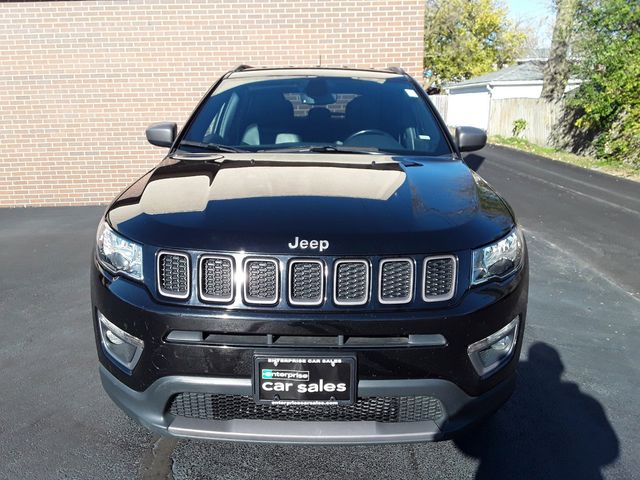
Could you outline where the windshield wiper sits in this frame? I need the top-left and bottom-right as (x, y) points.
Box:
(258, 145), (380, 154)
(179, 140), (247, 153)
(170, 150), (225, 161)
(309, 145), (381, 154)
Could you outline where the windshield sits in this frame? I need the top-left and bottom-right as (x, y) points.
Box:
(179, 74), (452, 156)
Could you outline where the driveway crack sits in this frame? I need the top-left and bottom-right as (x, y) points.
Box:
(139, 436), (177, 480)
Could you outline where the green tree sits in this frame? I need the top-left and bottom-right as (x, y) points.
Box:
(568, 0), (640, 167)
(424, 0), (528, 85)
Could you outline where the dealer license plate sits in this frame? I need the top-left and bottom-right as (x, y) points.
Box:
(253, 354), (356, 405)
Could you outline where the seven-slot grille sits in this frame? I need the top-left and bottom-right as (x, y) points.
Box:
(244, 258), (279, 304)
(334, 260), (369, 306)
(200, 256), (234, 302)
(288, 260), (324, 306)
(157, 253), (457, 306)
(379, 259), (414, 304)
(157, 252), (190, 299)
(423, 255), (457, 301)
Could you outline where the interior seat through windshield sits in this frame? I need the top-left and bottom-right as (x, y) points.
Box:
(180, 74), (452, 156)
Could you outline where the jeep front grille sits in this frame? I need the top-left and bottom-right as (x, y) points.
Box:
(334, 260), (369, 306)
(169, 393), (444, 423)
(244, 258), (279, 304)
(379, 259), (414, 304)
(423, 255), (456, 301)
(157, 252), (190, 299)
(200, 256), (234, 302)
(288, 260), (324, 306)
(156, 252), (458, 307)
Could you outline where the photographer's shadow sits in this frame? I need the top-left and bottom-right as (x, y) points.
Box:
(455, 342), (619, 480)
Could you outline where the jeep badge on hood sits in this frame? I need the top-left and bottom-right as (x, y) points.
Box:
(288, 236), (329, 252)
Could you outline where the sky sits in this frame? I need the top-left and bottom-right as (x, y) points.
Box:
(505, 0), (555, 48)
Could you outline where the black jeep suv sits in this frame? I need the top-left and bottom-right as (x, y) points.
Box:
(91, 66), (528, 443)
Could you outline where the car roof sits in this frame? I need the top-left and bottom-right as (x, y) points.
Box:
(227, 67), (404, 79)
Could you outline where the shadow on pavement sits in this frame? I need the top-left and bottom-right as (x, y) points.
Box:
(463, 153), (486, 172)
(455, 342), (619, 480)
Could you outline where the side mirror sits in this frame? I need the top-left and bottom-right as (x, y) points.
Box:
(146, 122), (177, 148)
(455, 126), (487, 152)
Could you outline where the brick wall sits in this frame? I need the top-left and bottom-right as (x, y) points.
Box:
(0, 0), (425, 207)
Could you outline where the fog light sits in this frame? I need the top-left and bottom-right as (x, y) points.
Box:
(97, 311), (144, 374)
(468, 317), (519, 377)
(104, 329), (124, 345)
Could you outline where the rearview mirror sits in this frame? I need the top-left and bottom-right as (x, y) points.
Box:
(455, 126), (487, 152)
(146, 122), (177, 148)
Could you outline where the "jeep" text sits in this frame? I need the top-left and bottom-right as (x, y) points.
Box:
(288, 236), (329, 252)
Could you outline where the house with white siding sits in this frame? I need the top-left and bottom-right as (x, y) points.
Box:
(443, 61), (581, 130)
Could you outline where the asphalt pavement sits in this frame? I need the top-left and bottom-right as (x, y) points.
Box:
(0, 144), (638, 479)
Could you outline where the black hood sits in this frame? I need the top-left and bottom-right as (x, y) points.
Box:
(106, 153), (514, 255)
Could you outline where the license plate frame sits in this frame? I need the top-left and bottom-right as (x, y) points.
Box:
(253, 353), (356, 406)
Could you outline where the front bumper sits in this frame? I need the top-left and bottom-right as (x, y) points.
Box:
(100, 365), (515, 443)
(92, 256), (527, 443)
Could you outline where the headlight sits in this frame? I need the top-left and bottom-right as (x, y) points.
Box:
(471, 227), (523, 285)
(96, 220), (143, 280)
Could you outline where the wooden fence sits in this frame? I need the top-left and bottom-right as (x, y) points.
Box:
(432, 94), (563, 147)
(487, 98), (563, 146)
(429, 94), (449, 123)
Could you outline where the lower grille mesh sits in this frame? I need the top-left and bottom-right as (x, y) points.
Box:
(169, 393), (444, 423)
